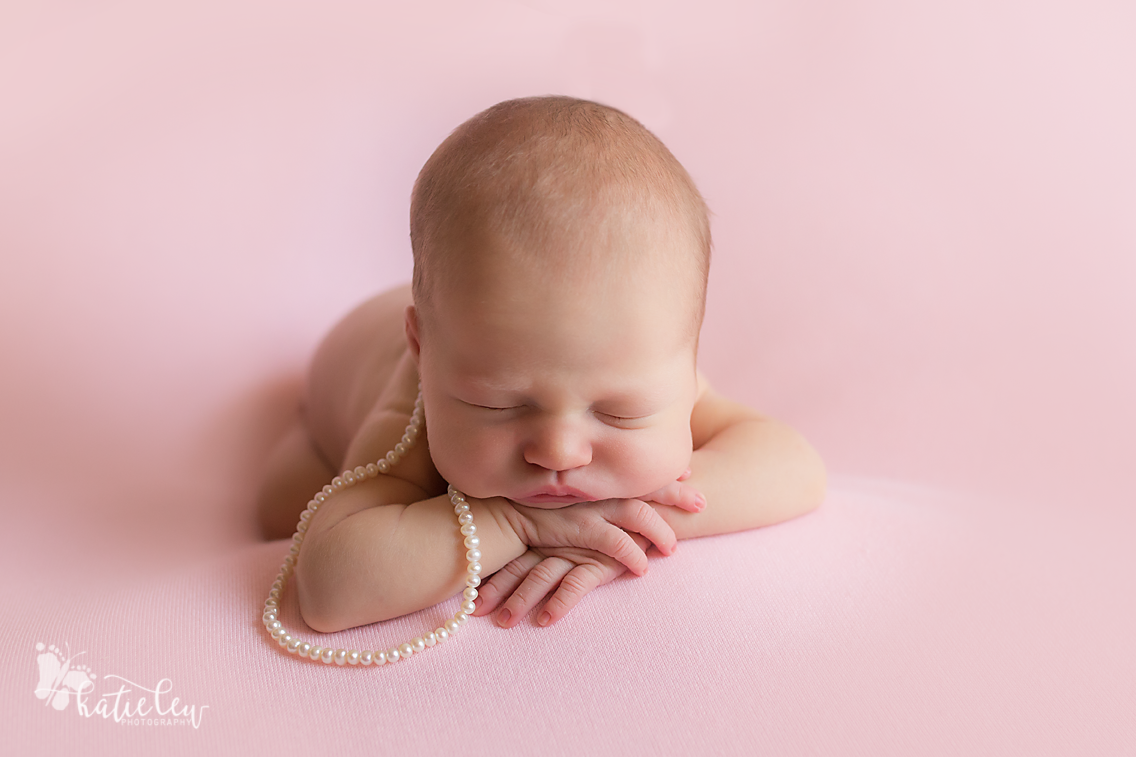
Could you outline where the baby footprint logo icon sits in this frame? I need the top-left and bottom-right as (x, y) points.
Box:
(35, 642), (97, 711)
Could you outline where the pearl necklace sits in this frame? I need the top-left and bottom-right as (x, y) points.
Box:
(261, 385), (482, 666)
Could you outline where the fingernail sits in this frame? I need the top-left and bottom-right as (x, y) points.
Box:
(537, 612), (551, 626)
(497, 609), (511, 627)
(695, 494), (706, 510)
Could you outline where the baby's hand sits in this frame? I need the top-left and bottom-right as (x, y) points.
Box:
(506, 498), (677, 577)
(472, 533), (652, 628)
(641, 468), (706, 513)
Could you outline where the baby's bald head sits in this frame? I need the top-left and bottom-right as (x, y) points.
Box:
(409, 96), (711, 342)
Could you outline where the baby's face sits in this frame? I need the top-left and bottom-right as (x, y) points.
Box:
(408, 225), (701, 507)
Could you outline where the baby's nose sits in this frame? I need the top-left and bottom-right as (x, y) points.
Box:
(523, 419), (592, 472)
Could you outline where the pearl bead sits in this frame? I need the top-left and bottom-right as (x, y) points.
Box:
(277, 633), (291, 646)
(343, 471), (356, 486)
(464, 535), (480, 548)
(461, 524), (477, 536)
(466, 548), (482, 562)
(461, 600), (476, 615)
(347, 650), (361, 665)
(365, 463), (378, 477)
(458, 512), (474, 525)
(395, 442), (408, 455)
(374, 650), (387, 665)
(444, 619), (459, 634)
(411, 637), (426, 653)
(467, 562), (482, 574)
(360, 651), (373, 665)
(332, 477), (345, 491)
(299, 643), (312, 658)
(320, 648), (334, 664)
(301, 509), (313, 521)
(424, 632), (437, 647)
(354, 466), (368, 480)
(399, 643), (414, 659)
(435, 628), (449, 642)
(385, 451), (398, 465)
(263, 611), (277, 622)
(322, 485), (334, 496)
(269, 620), (282, 632)
(309, 646), (323, 660)
(287, 638), (301, 654)
(377, 459), (391, 473)
(463, 587), (478, 601)
(454, 612), (469, 625)
(330, 649), (345, 665)
(314, 493), (327, 504)
(466, 574), (481, 588)
(388, 648), (401, 663)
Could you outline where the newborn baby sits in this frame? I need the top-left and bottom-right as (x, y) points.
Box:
(257, 96), (826, 633)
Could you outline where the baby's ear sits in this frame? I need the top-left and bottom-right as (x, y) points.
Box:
(404, 305), (421, 361)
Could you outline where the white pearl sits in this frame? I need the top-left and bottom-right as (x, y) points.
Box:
(365, 463), (378, 477)
(263, 612), (277, 623)
(458, 512), (474, 525)
(360, 650), (373, 665)
(291, 533), (303, 544)
(466, 574), (481, 588)
(424, 632), (437, 647)
(297, 521), (308, 533)
(288, 544), (300, 556)
(320, 648), (334, 664)
(322, 485), (334, 496)
(309, 646), (323, 660)
(444, 619), (460, 634)
(374, 650), (387, 665)
(298, 643), (312, 658)
(269, 620), (282, 632)
(460, 600), (476, 615)
(377, 459), (391, 473)
(435, 627), (449, 642)
(342, 471), (356, 486)
(454, 612), (469, 625)
(347, 650), (361, 665)
(287, 638), (301, 654)
(461, 524), (477, 536)
(354, 466), (368, 480)
(411, 637), (426, 653)
(332, 477), (345, 491)
(269, 589), (280, 599)
(315, 492), (327, 503)
(399, 643), (414, 659)
(277, 633), (291, 646)
(333, 649), (348, 665)
(394, 442), (408, 456)
(463, 587), (478, 601)
(388, 647), (401, 662)
(385, 451), (398, 464)
(464, 535), (480, 549)
(467, 562), (482, 574)
(301, 509), (313, 520)
(454, 503), (468, 515)
(466, 548), (482, 562)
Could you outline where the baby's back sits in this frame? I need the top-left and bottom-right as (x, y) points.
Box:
(305, 283), (417, 471)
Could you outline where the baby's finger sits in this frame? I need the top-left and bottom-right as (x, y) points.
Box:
(678, 468), (692, 482)
(578, 523), (649, 576)
(645, 482), (704, 513)
(601, 498), (678, 557)
(471, 550), (543, 617)
(535, 564), (607, 627)
(495, 557), (574, 629)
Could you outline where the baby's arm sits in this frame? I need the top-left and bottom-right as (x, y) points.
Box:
(294, 474), (678, 633)
(651, 374), (826, 539)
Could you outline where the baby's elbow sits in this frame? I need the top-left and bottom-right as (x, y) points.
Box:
(787, 428), (827, 518)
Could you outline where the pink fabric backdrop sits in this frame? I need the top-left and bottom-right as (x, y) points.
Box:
(2, 1), (1133, 754)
